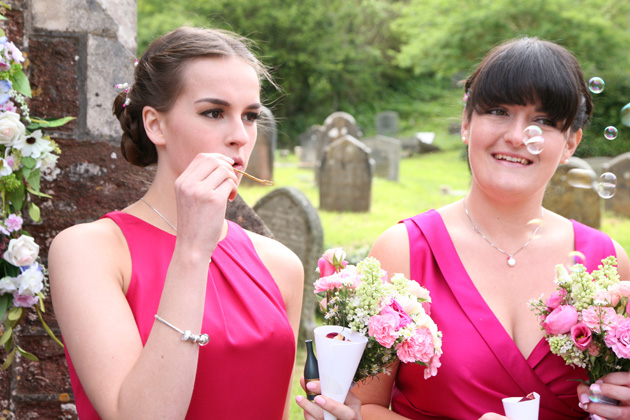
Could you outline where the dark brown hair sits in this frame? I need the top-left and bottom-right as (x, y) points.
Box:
(113, 26), (273, 167)
(464, 37), (592, 133)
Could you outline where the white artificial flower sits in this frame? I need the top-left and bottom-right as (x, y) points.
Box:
(40, 153), (60, 181)
(0, 111), (26, 146)
(14, 129), (53, 160)
(0, 157), (12, 176)
(0, 275), (17, 294)
(16, 264), (44, 296)
(4, 235), (39, 267)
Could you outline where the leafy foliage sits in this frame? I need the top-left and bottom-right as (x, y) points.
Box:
(138, 0), (630, 155)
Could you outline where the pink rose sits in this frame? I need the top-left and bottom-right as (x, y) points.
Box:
(588, 342), (601, 357)
(395, 327), (435, 364)
(546, 289), (567, 310)
(604, 317), (630, 359)
(318, 248), (347, 277)
(594, 289), (620, 307)
(12, 292), (39, 308)
(570, 323), (593, 351)
(542, 305), (578, 335)
(368, 312), (400, 348)
(617, 281), (630, 298)
(386, 299), (413, 329)
(582, 306), (617, 333)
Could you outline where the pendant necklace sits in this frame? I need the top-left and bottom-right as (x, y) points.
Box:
(140, 197), (177, 232)
(463, 200), (541, 267)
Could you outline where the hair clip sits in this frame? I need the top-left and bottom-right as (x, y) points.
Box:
(114, 82), (131, 107)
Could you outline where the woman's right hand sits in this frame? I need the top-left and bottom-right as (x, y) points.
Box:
(296, 378), (362, 420)
(174, 153), (239, 251)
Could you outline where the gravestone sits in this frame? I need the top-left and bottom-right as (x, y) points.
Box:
(253, 187), (324, 342)
(319, 135), (373, 212)
(361, 135), (401, 181)
(323, 111), (362, 141)
(242, 106), (275, 186)
(604, 152), (630, 217)
(298, 124), (322, 167)
(416, 132), (440, 154)
(375, 111), (398, 138)
(543, 157), (600, 229)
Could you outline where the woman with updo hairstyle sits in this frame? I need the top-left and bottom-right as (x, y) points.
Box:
(49, 26), (303, 419)
(298, 38), (630, 420)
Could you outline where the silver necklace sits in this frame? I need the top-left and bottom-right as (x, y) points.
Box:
(140, 197), (177, 232)
(463, 201), (541, 267)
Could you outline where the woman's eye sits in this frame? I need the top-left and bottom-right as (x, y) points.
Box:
(487, 108), (507, 116)
(244, 112), (260, 122)
(535, 117), (557, 128)
(202, 109), (223, 119)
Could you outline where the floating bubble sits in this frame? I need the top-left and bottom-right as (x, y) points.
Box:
(564, 250), (586, 273)
(566, 168), (596, 189)
(527, 218), (544, 240)
(597, 172), (617, 199)
(588, 77), (605, 94)
(522, 125), (544, 155)
(604, 126), (618, 140)
(621, 103), (630, 127)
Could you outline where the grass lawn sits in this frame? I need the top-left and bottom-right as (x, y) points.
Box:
(238, 149), (630, 419)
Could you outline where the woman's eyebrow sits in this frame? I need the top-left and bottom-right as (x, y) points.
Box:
(195, 98), (262, 110)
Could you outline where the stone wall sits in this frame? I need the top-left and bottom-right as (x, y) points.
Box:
(1, 1), (138, 418)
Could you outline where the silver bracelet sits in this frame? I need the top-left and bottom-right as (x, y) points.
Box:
(154, 314), (209, 346)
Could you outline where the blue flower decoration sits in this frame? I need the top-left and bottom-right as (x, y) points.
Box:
(0, 79), (12, 105)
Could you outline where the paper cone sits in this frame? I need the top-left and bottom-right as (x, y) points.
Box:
(314, 325), (368, 420)
(502, 392), (540, 420)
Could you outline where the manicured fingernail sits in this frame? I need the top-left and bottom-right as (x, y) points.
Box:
(306, 381), (317, 390)
(596, 379), (603, 384)
(580, 393), (590, 404)
(314, 395), (325, 405)
(592, 415), (604, 420)
(295, 395), (303, 403)
(578, 402), (588, 411)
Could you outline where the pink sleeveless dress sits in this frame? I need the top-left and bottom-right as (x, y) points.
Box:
(64, 211), (295, 419)
(391, 210), (615, 420)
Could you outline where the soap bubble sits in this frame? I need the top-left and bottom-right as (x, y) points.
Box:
(621, 103), (630, 127)
(597, 172), (617, 199)
(567, 168), (596, 189)
(588, 77), (605, 94)
(604, 126), (618, 140)
(522, 125), (544, 155)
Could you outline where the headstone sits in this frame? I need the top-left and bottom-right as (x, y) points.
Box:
(416, 132), (441, 154)
(361, 135), (401, 181)
(253, 187), (324, 342)
(298, 124), (322, 167)
(604, 152), (630, 217)
(242, 106), (275, 186)
(542, 157), (601, 229)
(323, 111), (362, 141)
(319, 135), (373, 212)
(375, 111), (398, 138)
(226, 194), (273, 238)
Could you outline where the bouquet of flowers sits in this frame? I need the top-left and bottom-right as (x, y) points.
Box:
(0, 8), (72, 369)
(529, 255), (630, 383)
(314, 248), (443, 382)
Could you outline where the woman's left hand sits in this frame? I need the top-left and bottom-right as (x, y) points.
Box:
(295, 378), (362, 420)
(577, 373), (630, 419)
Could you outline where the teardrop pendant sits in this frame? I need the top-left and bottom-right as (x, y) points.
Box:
(507, 257), (516, 267)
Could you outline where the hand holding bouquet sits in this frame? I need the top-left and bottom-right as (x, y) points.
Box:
(314, 248), (442, 382)
(529, 256), (630, 383)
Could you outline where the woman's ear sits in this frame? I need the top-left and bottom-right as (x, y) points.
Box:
(461, 110), (469, 144)
(563, 128), (582, 162)
(142, 106), (166, 146)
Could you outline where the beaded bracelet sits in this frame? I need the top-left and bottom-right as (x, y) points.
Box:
(154, 314), (209, 346)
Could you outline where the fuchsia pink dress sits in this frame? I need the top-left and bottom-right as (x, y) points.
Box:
(391, 210), (615, 420)
(65, 211), (295, 419)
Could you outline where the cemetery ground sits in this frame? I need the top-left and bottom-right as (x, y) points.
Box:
(239, 148), (630, 419)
